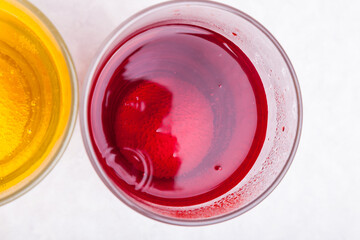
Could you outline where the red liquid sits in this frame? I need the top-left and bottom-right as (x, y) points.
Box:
(88, 24), (268, 206)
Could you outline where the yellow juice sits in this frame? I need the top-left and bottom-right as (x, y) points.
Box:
(0, 0), (76, 202)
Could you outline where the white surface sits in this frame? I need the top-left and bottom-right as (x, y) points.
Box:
(1, 0), (360, 239)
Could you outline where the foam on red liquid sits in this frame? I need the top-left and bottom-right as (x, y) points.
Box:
(87, 24), (268, 206)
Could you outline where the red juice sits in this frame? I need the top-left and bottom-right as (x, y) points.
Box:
(87, 24), (268, 206)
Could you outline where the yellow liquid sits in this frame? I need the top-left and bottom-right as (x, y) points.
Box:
(0, 0), (75, 201)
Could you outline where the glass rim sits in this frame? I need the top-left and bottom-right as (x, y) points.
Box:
(80, 0), (303, 226)
(0, 0), (79, 206)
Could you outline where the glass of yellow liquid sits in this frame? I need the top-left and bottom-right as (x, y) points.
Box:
(0, 0), (77, 204)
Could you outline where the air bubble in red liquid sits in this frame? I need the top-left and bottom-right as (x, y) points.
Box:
(214, 165), (222, 171)
(87, 24), (268, 206)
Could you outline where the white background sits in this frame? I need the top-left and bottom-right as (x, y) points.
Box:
(1, 0), (360, 239)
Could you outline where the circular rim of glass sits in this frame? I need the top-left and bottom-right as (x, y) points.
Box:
(80, 0), (303, 226)
(0, 0), (79, 206)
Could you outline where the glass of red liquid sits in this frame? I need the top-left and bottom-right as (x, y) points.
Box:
(80, 0), (302, 225)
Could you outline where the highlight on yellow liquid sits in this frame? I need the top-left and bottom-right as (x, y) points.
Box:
(0, 0), (76, 203)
